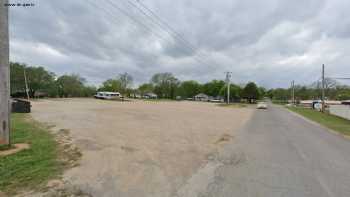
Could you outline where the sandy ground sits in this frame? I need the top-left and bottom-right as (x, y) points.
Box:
(31, 98), (253, 197)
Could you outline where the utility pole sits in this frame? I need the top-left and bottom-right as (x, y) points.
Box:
(24, 68), (30, 100)
(291, 80), (295, 105)
(225, 72), (232, 104)
(0, 0), (10, 145)
(321, 64), (325, 112)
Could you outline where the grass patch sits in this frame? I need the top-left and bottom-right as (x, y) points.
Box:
(287, 107), (350, 136)
(0, 114), (62, 195)
(217, 103), (247, 108)
(272, 100), (289, 105)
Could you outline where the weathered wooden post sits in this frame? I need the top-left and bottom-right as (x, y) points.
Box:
(0, 0), (10, 145)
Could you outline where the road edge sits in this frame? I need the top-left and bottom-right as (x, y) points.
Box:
(278, 105), (350, 140)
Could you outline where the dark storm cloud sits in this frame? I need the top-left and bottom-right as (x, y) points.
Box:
(8, 0), (350, 87)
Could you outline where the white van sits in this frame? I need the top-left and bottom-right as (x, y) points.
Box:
(94, 91), (122, 100)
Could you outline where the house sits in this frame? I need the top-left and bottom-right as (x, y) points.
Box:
(143, 92), (158, 99)
(34, 91), (48, 98)
(130, 93), (142, 99)
(194, 93), (209, 101)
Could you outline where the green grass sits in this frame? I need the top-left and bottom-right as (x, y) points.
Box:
(287, 107), (350, 136)
(272, 100), (289, 105)
(0, 114), (62, 195)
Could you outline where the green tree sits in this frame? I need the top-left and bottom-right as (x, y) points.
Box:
(10, 62), (56, 97)
(99, 79), (122, 92)
(56, 74), (86, 97)
(202, 80), (225, 97)
(242, 82), (260, 103)
(336, 86), (350, 100)
(119, 72), (133, 94)
(258, 87), (267, 98)
(268, 88), (289, 101)
(10, 62), (26, 95)
(151, 73), (179, 99)
(138, 83), (154, 95)
(25, 66), (56, 97)
(81, 86), (97, 97)
(219, 84), (241, 102)
(178, 80), (201, 98)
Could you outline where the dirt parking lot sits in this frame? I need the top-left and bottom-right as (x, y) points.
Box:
(31, 98), (253, 197)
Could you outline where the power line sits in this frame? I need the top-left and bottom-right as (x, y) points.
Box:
(119, 0), (215, 67)
(85, 0), (161, 61)
(131, 0), (214, 64)
(104, 0), (170, 41)
(88, 0), (217, 69)
(86, 0), (180, 64)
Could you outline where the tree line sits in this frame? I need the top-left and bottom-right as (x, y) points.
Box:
(10, 62), (350, 101)
(267, 78), (350, 101)
(10, 62), (96, 98)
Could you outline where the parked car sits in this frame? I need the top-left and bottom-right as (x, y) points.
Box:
(257, 102), (268, 109)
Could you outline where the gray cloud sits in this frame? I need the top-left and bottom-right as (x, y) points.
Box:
(8, 0), (350, 88)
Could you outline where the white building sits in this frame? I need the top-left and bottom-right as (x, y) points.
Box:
(194, 93), (209, 101)
(94, 92), (122, 100)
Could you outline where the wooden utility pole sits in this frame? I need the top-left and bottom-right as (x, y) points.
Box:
(225, 72), (232, 104)
(24, 68), (30, 100)
(291, 80), (295, 105)
(0, 0), (10, 145)
(321, 64), (325, 112)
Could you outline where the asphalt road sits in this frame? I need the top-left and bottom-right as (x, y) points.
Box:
(177, 105), (350, 197)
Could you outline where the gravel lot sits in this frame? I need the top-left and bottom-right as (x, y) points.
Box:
(31, 98), (253, 197)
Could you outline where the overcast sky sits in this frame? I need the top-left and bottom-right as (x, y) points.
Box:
(8, 0), (350, 88)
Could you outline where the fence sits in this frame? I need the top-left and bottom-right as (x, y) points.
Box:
(329, 105), (350, 120)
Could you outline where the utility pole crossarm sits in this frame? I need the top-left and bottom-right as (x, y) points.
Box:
(0, 0), (10, 145)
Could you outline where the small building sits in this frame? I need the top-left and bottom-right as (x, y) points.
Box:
(194, 93), (209, 101)
(34, 91), (48, 98)
(130, 93), (142, 99)
(143, 92), (158, 99)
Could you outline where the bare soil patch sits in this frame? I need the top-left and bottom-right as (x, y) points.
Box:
(0, 144), (30, 157)
(31, 98), (253, 197)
